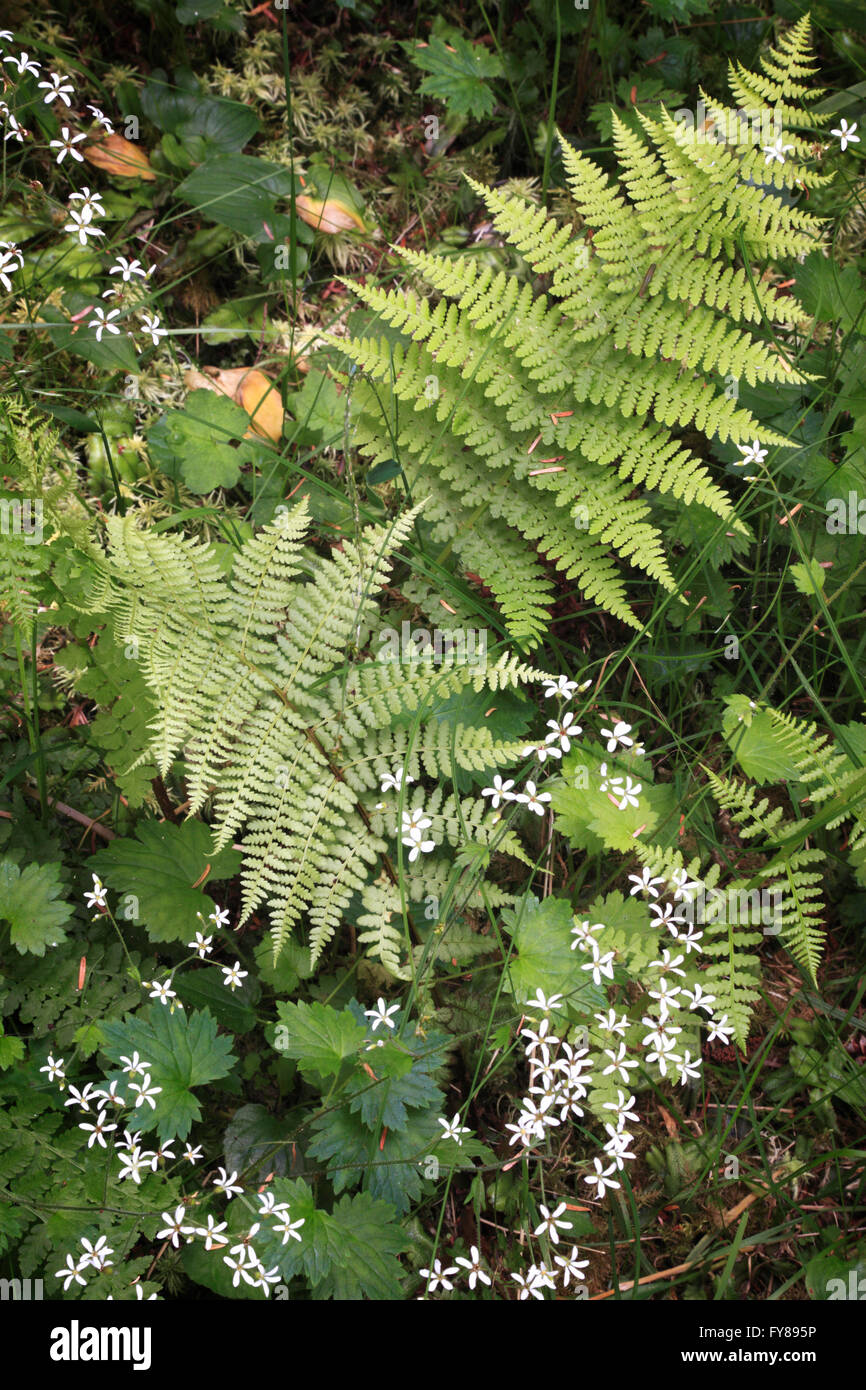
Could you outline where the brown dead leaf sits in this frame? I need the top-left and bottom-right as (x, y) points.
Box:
(84, 133), (156, 181)
(183, 366), (284, 444)
(657, 1105), (679, 1138)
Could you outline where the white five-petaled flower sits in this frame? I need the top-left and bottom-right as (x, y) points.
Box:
(184, 1143), (203, 1163)
(594, 1007), (628, 1037)
(272, 1212), (305, 1244)
(706, 1014), (733, 1044)
(527, 988), (564, 1014)
(189, 931), (214, 958)
(364, 996), (400, 1031)
(603, 1090), (640, 1128)
(213, 1167), (244, 1198)
(584, 1157), (621, 1195)
(455, 1244), (491, 1290)
(676, 1050), (702, 1085)
(533, 1202), (572, 1245)
(600, 719), (634, 752)
(419, 1258), (459, 1293)
(117, 1153), (148, 1184)
(120, 1051), (147, 1079)
(570, 918), (604, 953)
(403, 824), (435, 862)
(88, 306), (121, 340)
(148, 979), (176, 1005)
(438, 1113), (472, 1145)
(481, 774), (515, 808)
(736, 439), (768, 468)
(223, 1251), (251, 1288)
(69, 186), (105, 219)
(602, 1042), (639, 1083)
(55, 1254), (88, 1290)
(762, 135), (794, 165)
(49, 126), (86, 163)
(615, 776), (642, 810)
(4, 51), (41, 77)
(109, 255), (147, 282)
(157, 1206), (195, 1249)
(83, 873), (108, 910)
(516, 780), (551, 816)
(554, 1245), (589, 1285)
(138, 311), (167, 345)
(380, 766), (414, 793)
(129, 1076), (162, 1110)
(94, 1080), (126, 1108)
(197, 1215), (228, 1250)
(581, 950), (615, 986)
(542, 675), (580, 700)
(65, 209), (105, 245)
(681, 983), (716, 1014)
(221, 960), (248, 991)
(80, 1235), (114, 1271)
(545, 711), (581, 752)
(3, 112), (25, 143)
(79, 1115), (117, 1148)
(64, 1082), (98, 1112)
(628, 868), (665, 898)
(209, 904), (231, 928)
(38, 72), (75, 105)
(650, 948), (687, 977)
(40, 1054), (65, 1083)
(830, 118), (859, 152)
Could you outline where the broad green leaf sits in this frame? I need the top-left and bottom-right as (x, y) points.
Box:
(274, 1000), (367, 1080)
(176, 154), (297, 239)
(308, 1104), (439, 1213)
(101, 1005), (236, 1142)
(91, 818), (241, 944)
(0, 858), (71, 955)
(500, 894), (595, 1010)
(722, 700), (802, 783)
(147, 390), (251, 494)
(407, 34), (503, 120)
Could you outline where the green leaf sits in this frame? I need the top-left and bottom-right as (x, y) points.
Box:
(308, 1104), (439, 1213)
(501, 894), (595, 1011)
(274, 1000), (367, 1080)
(101, 1005), (236, 1142)
(0, 1036), (25, 1069)
(176, 154), (296, 239)
(92, 818), (241, 944)
(804, 1245), (866, 1300)
(722, 700), (802, 783)
(147, 390), (251, 494)
(790, 559), (826, 596)
(140, 70), (255, 149)
(223, 1103), (293, 1181)
(407, 34), (503, 120)
(0, 858), (71, 955)
(345, 1029), (450, 1132)
(252, 1180), (407, 1299)
(284, 369), (342, 445)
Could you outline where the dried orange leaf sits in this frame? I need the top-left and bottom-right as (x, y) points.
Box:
(295, 194), (365, 234)
(84, 133), (156, 181)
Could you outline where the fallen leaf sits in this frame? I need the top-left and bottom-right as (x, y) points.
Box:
(183, 366), (283, 443)
(295, 194), (365, 234)
(85, 133), (156, 181)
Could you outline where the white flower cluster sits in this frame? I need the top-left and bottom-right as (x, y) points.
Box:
(0, 34), (167, 347)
